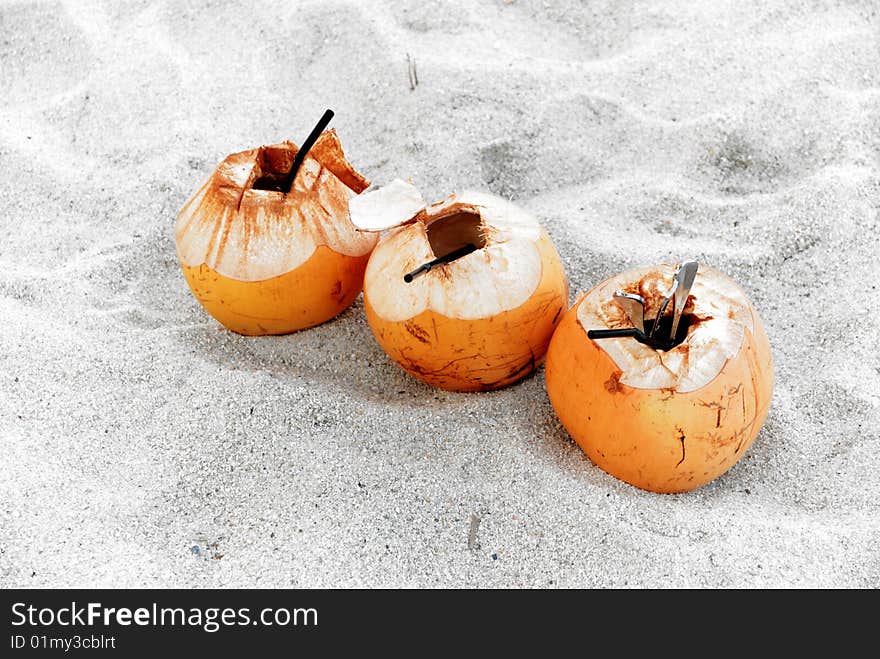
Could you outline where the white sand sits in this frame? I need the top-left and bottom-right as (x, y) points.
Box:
(1, 0), (878, 588)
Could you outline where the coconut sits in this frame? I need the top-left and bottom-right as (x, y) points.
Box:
(545, 263), (774, 493)
(174, 120), (376, 335)
(349, 180), (569, 392)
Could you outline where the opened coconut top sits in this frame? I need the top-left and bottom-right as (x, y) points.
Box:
(353, 180), (545, 322)
(175, 130), (376, 282)
(577, 264), (759, 393)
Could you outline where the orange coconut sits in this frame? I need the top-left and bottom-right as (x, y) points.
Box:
(349, 180), (569, 392)
(174, 129), (377, 335)
(545, 264), (773, 493)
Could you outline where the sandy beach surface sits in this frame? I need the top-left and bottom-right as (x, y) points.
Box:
(1, 0), (878, 588)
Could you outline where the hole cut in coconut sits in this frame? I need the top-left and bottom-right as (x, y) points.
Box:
(639, 313), (699, 351)
(250, 109), (336, 194)
(402, 210), (487, 284)
(251, 145), (294, 192)
(425, 210), (487, 260)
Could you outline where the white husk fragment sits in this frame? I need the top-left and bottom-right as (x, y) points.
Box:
(175, 141), (375, 282)
(348, 178), (426, 231)
(363, 187), (544, 322)
(577, 264), (754, 392)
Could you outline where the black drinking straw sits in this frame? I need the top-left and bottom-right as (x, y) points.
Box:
(588, 321), (689, 351)
(587, 328), (644, 340)
(404, 243), (478, 283)
(279, 109), (335, 194)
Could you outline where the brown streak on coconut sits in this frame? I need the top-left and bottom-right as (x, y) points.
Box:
(505, 349), (536, 381)
(404, 321), (431, 345)
(676, 431), (687, 468)
(604, 371), (622, 394)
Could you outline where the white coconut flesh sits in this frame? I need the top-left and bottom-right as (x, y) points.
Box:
(175, 134), (375, 282)
(576, 264), (757, 393)
(351, 181), (544, 322)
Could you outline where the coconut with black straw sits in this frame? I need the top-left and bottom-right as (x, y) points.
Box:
(174, 108), (378, 336)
